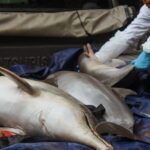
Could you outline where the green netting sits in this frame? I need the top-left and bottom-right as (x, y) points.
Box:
(0, 0), (28, 3)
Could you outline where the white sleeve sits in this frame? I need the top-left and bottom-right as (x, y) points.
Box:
(95, 5), (150, 63)
(123, 4), (150, 45)
(95, 31), (132, 63)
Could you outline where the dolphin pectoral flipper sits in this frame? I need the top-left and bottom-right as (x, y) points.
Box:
(0, 67), (39, 96)
(96, 122), (136, 140)
(96, 122), (150, 144)
(0, 127), (26, 138)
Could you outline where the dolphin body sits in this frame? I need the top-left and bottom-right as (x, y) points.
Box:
(78, 45), (134, 86)
(45, 71), (135, 138)
(0, 67), (113, 150)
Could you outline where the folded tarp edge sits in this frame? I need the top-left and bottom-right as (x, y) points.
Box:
(0, 6), (133, 37)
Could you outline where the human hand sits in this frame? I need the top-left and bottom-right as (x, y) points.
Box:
(132, 51), (150, 69)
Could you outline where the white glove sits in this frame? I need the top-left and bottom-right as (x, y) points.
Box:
(95, 5), (150, 63)
(95, 31), (132, 63)
(142, 36), (150, 53)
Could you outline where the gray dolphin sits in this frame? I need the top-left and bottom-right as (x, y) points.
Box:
(44, 71), (135, 139)
(78, 44), (134, 86)
(0, 67), (113, 150)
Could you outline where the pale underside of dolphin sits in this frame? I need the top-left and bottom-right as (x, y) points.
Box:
(78, 44), (134, 86)
(0, 67), (113, 150)
(44, 71), (135, 139)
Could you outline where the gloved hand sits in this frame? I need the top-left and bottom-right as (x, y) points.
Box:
(132, 36), (150, 69)
(132, 51), (150, 69)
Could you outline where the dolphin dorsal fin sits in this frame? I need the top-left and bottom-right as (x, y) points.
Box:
(0, 67), (39, 96)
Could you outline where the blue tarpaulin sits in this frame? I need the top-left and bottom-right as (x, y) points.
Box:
(1, 47), (150, 150)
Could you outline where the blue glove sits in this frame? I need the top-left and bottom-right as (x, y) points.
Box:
(132, 51), (150, 69)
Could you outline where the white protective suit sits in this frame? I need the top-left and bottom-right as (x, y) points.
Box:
(95, 5), (150, 63)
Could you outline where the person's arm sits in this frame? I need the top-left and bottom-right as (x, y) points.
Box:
(95, 5), (150, 63)
(130, 1), (150, 69)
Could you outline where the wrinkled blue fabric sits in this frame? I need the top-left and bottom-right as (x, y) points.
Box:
(132, 51), (150, 69)
(104, 135), (150, 150)
(126, 95), (150, 118)
(2, 142), (92, 150)
(2, 46), (150, 150)
(9, 47), (82, 80)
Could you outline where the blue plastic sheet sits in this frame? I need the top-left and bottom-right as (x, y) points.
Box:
(2, 142), (93, 150)
(2, 47), (150, 150)
(9, 48), (82, 80)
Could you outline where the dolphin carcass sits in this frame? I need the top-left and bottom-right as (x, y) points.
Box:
(0, 67), (113, 150)
(44, 71), (135, 139)
(78, 44), (134, 86)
